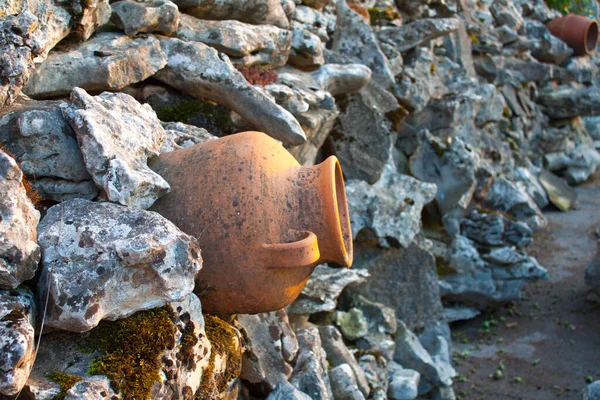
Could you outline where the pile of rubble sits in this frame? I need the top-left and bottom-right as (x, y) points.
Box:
(1, 0), (600, 399)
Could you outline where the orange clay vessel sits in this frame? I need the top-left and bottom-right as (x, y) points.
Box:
(150, 131), (353, 315)
(546, 14), (599, 56)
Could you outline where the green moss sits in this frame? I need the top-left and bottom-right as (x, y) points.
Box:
(83, 306), (177, 400)
(503, 106), (511, 119)
(469, 33), (480, 44)
(368, 6), (400, 25)
(46, 371), (83, 400)
(196, 315), (242, 400)
(156, 99), (232, 135)
(385, 106), (409, 132)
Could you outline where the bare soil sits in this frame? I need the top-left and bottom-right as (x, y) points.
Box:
(451, 177), (600, 400)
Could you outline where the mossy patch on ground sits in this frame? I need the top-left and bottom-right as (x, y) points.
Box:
(46, 371), (83, 400)
(82, 306), (177, 400)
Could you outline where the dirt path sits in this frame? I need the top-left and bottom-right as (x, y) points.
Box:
(451, 178), (600, 400)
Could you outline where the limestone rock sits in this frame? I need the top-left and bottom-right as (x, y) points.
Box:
(175, 14), (291, 68)
(537, 86), (600, 119)
(335, 308), (369, 341)
(155, 37), (306, 145)
(64, 376), (117, 400)
(518, 19), (572, 65)
(160, 121), (217, 154)
(461, 210), (533, 248)
(358, 354), (388, 399)
(377, 18), (460, 53)
(0, 100), (97, 202)
(538, 169), (578, 211)
(387, 361), (420, 400)
(68, 0), (111, 42)
(583, 380), (600, 400)
(61, 88), (170, 209)
(289, 22), (324, 68)
(490, 0), (524, 30)
(111, 0), (179, 37)
(238, 310), (298, 391)
(0, 150), (40, 289)
(24, 32), (167, 99)
(329, 364), (366, 400)
(179, 0), (290, 29)
(267, 380), (312, 400)
(346, 162), (436, 248)
(37, 199), (202, 332)
(288, 265), (369, 315)
(545, 146), (600, 185)
(291, 328), (333, 400)
(332, 0), (394, 88)
(0, 288), (35, 397)
(293, 5), (335, 42)
(310, 63), (371, 97)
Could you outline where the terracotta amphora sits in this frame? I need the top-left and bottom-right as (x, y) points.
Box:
(150, 131), (353, 315)
(546, 14), (599, 56)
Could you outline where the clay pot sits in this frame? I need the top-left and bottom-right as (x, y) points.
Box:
(150, 131), (353, 315)
(546, 14), (599, 56)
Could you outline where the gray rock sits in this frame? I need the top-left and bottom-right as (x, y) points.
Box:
(518, 0), (561, 23)
(64, 376), (117, 400)
(289, 22), (324, 68)
(332, 0), (395, 88)
(318, 326), (370, 397)
(349, 242), (444, 333)
(387, 361), (420, 400)
(37, 199), (202, 332)
(537, 86), (600, 119)
(310, 64), (371, 97)
(538, 169), (578, 211)
(68, 0), (112, 42)
(492, 56), (560, 84)
(443, 305), (480, 323)
(160, 121), (217, 154)
(24, 32), (167, 99)
(179, 0), (290, 29)
(293, 5), (336, 42)
(0, 288), (35, 396)
(329, 81), (400, 183)
(111, 0), (179, 37)
(238, 310), (298, 391)
(584, 115), (600, 141)
(546, 146), (600, 185)
(290, 328), (333, 400)
(287, 264), (369, 315)
(377, 18), (460, 53)
(431, 386), (457, 400)
(155, 37), (306, 145)
(335, 308), (369, 341)
(267, 380), (312, 400)
(585, 257), (600, 291)
(0, 150), (40, 289)
(175, 14), (292, 68)
(0, 100), (98, 202)
(583, 380), (600, 400)
(329, 364), (365, 400)
(509, 166), (549, 209)
(346, 162), (437, 248)
(61, 88), (170, 209)
(461, 210), (533, 248)
(442, 19), (477, 78)
(490, 0), (524, 30)
(358, 354), (388, 399)
(518, 19), (572, 64)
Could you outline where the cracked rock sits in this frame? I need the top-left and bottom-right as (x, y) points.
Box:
(111, 0), (179, 37)
(179, 0), (290, 29)
(290, 327), (333, 400)
(377, 18), (460, 53)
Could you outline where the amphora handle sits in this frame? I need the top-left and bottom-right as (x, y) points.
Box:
(262, 230), (320, 269)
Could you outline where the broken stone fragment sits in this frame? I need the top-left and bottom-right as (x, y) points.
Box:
(377, 18), (460, 54)
(37, 199), (202, 332)
(160, 121), (217, 154)
(178, 0), (290, 29)
(0, 150), (41, 289)
(111, 0), (179, 37)
(267, 380), (312, 400)
(538, 169), (577, 211)
(290, 327), (333, 400)
(288, 22), (325, 68)
(155, 37), (306, 145)
(24, 32), (167, 99)
(387, 361), (420, 400)
(61, 88), (170, 209)
(175, 14), (292, 67)
(309, 63), (371, 97)
(293, 5), (335, 42)
(329, 364), (366, 400)
(0, 288), (35, 397)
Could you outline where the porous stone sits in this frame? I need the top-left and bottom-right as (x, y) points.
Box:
(238, 310), (298, 391)
(290, 327), (333, 400)
(0, 288), (35, 397)
(332, 0), (395, 88)
(287, 264), (369, 315)
(111, 0), (179, 37)
(175, 14), (292, 67)
(518, 19), (572, 64)
(60, 88), (170, 209)
(377, 18), (460, 53)
(537, 86), (600, 119)
(288, 22), (324, 68)
(24, 32), (167, 99)
(178, 0), (290, 29)
(64, 376), (118, 400)
(155, 37), (306, 145)
(335, 308), (369, 341)
(387, 361), (420, 400)
(267, 380), (312, 400)
(461, 210), (533, 248)
(0, 150), (40, 289)
(160, 121), (217, 154)
(293, 5), (335, 42)
(346, 162), (436, 247)
(329, 364), (366, 400)
(37, 199), (202, 332)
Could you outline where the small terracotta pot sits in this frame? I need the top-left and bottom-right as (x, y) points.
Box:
(546, 14), (599, 56)
(150, 131), (353, 315)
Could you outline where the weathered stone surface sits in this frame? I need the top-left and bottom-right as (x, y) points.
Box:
(64, 376), (118, 400)
(378, 18), (460, 53)
(267, 380), (312, 400)
(176, 14), (291, 67)
(288, 22), (324, 68)
(238, 310), (298, 391)
(346, 162), (436, 247)
(335, 308), (369, 341)
(0, 150), (40, 289)
(387, 361), (420, 400)
(160, 121), (217, 154)
(358, 354), (388, 399)
(461, 210), (533, 248)
(24, 33), (167, 99)
(290, 328), (333, 400)
(61, 88), (169, 209)
(68, 0), (112, 42)
(509, 165), (549, 209)
(537, 86), (600, 119)
(329, 364), (366, 400)
(155, 37), (306, 145)
(329, 81), (400, 183)
(37, 199), (202, 332)
(443, 305), (480, 323)
(293, 5), (335, 42)
(490, 0), (524, 29)
(310, 63), (371, 97)
(545, 146), (600, 185)
(583, 380), (600, 400)
(179, 0), (290, 29)
(0, 288), (35, 396)
(111, 0), (179, 37)
(538, 169), (577, 211)
(287, 264), (369, 315)
(0, 100), (98, 202)
(443, 20), (477, 78)
(332, 0), (394, 88)
(318, 326), (370, 397)
(349, 243), (444, 333)
(518, 19), (572, 64)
